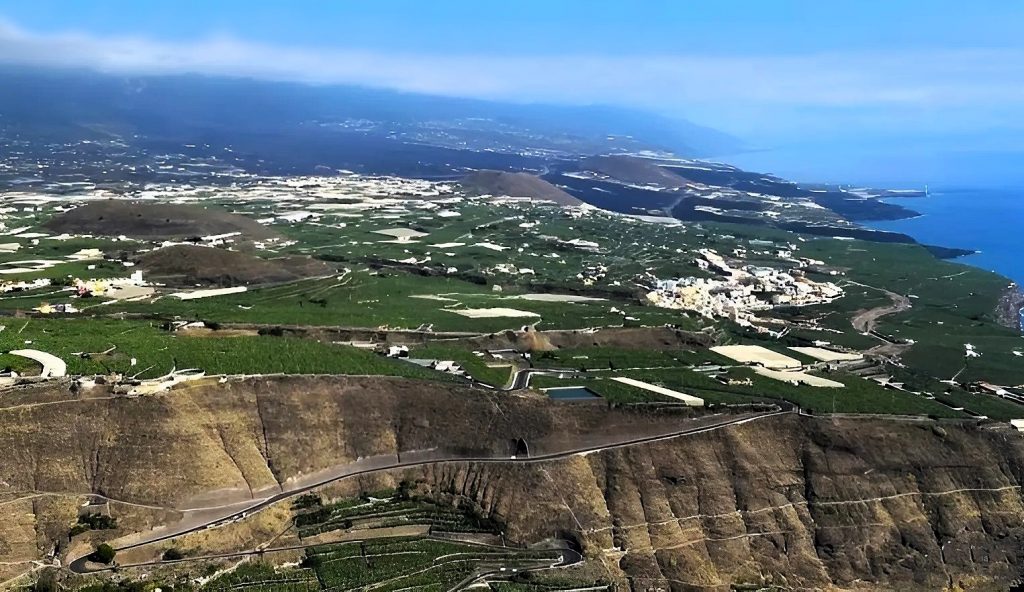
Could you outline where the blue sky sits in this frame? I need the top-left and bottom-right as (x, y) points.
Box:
(1, 0), (1022, 185)
(3, 0), (1021, 56)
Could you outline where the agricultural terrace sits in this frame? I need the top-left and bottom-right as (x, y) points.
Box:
(0, 318), (442, 380)
(0, 182), (1016, 421)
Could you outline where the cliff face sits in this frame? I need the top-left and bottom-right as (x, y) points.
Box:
(412, 416), (1024, 591)
(0, 375), (701, 575)
(4, 378), (1024, 590)
(0, 376), (698, 509)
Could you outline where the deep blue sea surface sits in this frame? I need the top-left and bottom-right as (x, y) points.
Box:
(866, 188), (1022, 286)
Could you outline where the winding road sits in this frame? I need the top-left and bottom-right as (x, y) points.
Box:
(847, 281), (914, 356)
(849, 281), (911, 334)
(68, 409), (790, 574)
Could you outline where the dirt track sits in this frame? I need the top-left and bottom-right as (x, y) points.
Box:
(850, 283), (911, 334)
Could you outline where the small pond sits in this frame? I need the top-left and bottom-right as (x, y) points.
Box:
(544, 386), (602, 401)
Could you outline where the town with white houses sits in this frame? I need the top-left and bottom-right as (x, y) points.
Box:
(645, 247), (844, 333)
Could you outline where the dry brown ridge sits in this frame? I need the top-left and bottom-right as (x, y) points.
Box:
(582, 154), (692, 189)
(460, 170), (583, 206)
(408, 415), (1024, 591)
(43, 201), (279, 240)
(136, 244), (333, 287)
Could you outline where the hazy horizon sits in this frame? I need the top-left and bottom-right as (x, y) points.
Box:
(1, 0), (1022, 185)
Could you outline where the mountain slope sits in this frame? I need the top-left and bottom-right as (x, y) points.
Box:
(136, 245), (332, 287)
(0, 66), (741, 159)
(461, 170), (583, 206)
(414, 415), (1024, 591)
(581, 155), (692, 189)
(2, 377), (1024, 590)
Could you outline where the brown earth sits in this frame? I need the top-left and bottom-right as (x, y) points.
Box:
(850, 284), (911, 334)
(136, 244), (333, 287)
(4, 377), (1024, 590)
(460, 170), (583, 207)
(0, 376), (702, 509)
(406, 416), (1024, 591)
(0, 375), (702, 577)
(43, 201), (279, 241)
(581, 155), (692, 189)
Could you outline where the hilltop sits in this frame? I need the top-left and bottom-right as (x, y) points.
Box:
(136, 245), (333, 287)
(43, 201), (279, 240)
(580, 154), (692, 188)
(460, 170), (583, 206)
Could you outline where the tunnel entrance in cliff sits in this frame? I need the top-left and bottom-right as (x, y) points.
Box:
(510, 437), (530, 458)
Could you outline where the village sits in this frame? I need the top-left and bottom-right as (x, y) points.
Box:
(645, 247), (844, 334)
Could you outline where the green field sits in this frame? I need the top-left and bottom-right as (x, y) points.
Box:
(409, 344), (514, 387)
(0, 318), (443, 380)
(532, 365), (969, 417)
(0, 190), (1017, 416)
(294, 490), (499, 537)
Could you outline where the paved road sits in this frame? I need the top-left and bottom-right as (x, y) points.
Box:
(8, 349), (67, 378)
(68, 409), (790, 573)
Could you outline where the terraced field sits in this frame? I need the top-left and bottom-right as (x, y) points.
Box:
(294, 495), (497, 538)
(189, 492), (572, 592)
(0, 318), (443, 380)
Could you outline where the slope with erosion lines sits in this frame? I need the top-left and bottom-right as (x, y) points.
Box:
(6, 375), (1024, 590)
(0, 375), (708, 571)
(410, 415), (1024, 591)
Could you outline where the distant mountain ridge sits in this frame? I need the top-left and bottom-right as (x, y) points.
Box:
(0, 66), (742, 159)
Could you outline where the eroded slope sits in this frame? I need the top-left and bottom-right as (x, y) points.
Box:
(410, 416), (1024, 590)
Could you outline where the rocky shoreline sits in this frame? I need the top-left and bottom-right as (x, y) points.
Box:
(996, 283), (1024, 331)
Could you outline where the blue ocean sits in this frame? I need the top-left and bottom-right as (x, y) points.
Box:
(867, 188), (1022, 286)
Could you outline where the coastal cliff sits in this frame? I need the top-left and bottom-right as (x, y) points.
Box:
(3, 378), (1024, 590)
(415, 415), (1024, 591)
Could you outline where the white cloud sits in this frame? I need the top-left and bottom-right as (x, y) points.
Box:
(1, 19), (1022, 139)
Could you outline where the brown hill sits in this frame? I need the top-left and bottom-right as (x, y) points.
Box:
(461, 170), (583, 206)
(3, 376), (1024, 590)
(582, 154), (691, 189)
(136, 244), (333, 287)
(43, 201), (279, 240)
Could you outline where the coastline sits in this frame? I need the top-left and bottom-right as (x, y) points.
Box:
(863, 189), (1020, 332)
(865, 188), (1021, 286)
(922, 244), (978, 260)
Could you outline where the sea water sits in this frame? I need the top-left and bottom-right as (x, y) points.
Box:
(866, 187), (1023, 328)
(866, 188), (1022, 286)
